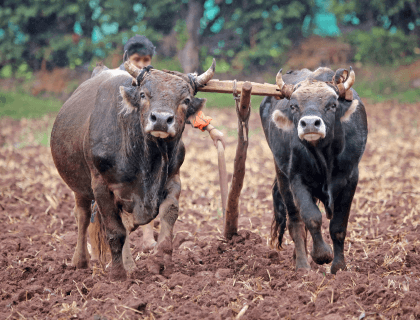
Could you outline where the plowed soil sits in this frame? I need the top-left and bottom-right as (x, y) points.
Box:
(1, 102), (420, 320)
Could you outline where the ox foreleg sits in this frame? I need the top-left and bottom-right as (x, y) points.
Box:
(147, 174), (181, 274)
(330, 170), (358, 274)
(290, 176), (333, 266)
(93, 179), (127, 281)
(142, 222), (157, 252)
(276, 170), (310, 270)
(120, 211), (136, 274)
(72, 193), (92, 268)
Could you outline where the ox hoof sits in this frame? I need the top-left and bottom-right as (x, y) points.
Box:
(123, 258), (137, 274)
(72, 253), (90, 269)
(311, 242), (333, 265)
(331, 259), (346, 274)
(128, 267), (142, 279)
(295, 259), (311, 271)
(146, 252), (172, 275)
(142, 240), (157, 253)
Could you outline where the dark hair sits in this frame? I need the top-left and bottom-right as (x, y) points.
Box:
(124, 35), (156, 58)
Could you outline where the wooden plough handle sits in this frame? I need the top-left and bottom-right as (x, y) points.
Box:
(223, 81), (252, 239)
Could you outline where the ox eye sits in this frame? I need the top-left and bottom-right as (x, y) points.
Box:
(184, 98), (190, 105)
(290, 104), (297, 110)
(140, 92), (146, 99)
(332, 103), (337, 109)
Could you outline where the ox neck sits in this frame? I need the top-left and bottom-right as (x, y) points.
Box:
(305, 142), (335, 216)
(117, 114), (175, 200)
(137, 138), (170, 208)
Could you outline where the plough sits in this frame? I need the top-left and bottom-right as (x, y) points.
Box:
(197, 78), (282, 239)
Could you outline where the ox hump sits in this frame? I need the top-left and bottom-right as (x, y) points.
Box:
(103, 69), (130, 78)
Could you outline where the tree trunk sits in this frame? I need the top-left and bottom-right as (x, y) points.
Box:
(178, 0), (203, 73)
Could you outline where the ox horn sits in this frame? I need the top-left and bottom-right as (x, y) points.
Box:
(335, 66), (355, 100)
(195, 58), (216, 86)
(124, 60), (142, 80)
(275, 69), (294, 100)
(343, 66), (355, 91)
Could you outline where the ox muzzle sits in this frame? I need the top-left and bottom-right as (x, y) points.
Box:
(145, 111), (176, 139)
(297, 116), (326, 142)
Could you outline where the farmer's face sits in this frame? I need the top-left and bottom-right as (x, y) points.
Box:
(129, 53), (152, 69)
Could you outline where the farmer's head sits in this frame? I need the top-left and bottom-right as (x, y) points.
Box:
(124, 35), (156, 69)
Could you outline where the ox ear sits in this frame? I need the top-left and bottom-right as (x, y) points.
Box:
(272, 109), (294, 132)
(340, 99), (359, 123)
(119, 86), (138, 114)
(186, 97), (206, 119)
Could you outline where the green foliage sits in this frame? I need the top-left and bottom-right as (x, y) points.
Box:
(345, 27), (417, 66)
(152, 56), (183, 72)
(330, 0), (420, 37)
(0, 91), (62, 119)
(174, 20), (188, 52)
(354, 83), (420, 104)
(196, 91), (264, 111)
(0, 0), (182, 76)
(206, 0), (315, 71)
(353, 64), (420, 104)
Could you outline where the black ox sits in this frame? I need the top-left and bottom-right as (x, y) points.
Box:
(260, 67), (368, 274)
(50, 59), (215, 281)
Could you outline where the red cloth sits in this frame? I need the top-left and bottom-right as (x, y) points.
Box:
(190, 110), (212, 131)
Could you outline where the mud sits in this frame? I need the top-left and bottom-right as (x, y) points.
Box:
(1, 102), (420, 319)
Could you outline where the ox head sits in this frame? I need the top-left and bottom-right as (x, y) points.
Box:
(119, 59), (215, 139)
(272, 67), (359, 145)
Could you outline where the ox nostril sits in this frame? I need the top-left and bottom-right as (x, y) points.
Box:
(300, 120), (306, 128)
(167, 116), (174, 124)
(150, 113), (157, 122)
(314, 119), (321, 127)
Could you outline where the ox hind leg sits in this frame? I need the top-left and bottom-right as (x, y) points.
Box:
(271, 179), (287, 249)
(89, 206), (138, 274)
(275, 169), (310, 270)
(290, 176), (333, 266)
(92, 179), (127, 281)
(72, 193), (92, 269)
(147, 174), (181, 274)
(330, 170), (358, 274)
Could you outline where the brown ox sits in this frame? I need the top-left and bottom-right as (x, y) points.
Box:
(50, 60), (215, 281)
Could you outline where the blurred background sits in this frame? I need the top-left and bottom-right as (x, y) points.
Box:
(1, 0), (420, 119)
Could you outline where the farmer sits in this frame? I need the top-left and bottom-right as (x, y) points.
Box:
(94, 35), (224, 251)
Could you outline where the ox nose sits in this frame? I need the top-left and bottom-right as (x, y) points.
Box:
(148, 112), (175, 137)
(300, 117), (322, 130)
(298, 116), (326, 141)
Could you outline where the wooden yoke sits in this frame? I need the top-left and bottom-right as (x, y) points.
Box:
(224, 81), (252, 239)
(198, 79), (281, 97)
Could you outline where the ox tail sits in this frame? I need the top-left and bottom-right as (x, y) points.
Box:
(88, 201), (111, 267)
(271, 180), (287, 250)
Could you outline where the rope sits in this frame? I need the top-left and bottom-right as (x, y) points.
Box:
(232, 79), (249, 142)
(232, 79), (240, 102)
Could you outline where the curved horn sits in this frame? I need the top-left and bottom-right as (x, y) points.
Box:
(195, 58), (216, 86)
(275, 68), (294, 99)
(276, 68), (285, 90)
(343, 66), (355, 91)
(124, 60), (142, 79)
(123, 50), (129, 62)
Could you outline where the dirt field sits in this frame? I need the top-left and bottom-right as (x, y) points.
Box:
(1, 102), (420, 320)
